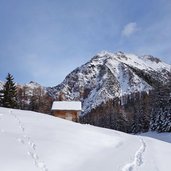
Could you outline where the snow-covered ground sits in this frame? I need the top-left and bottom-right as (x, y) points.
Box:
(0, 107), (171, 171)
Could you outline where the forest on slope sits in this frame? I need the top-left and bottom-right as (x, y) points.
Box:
(81, 81), (171, 133)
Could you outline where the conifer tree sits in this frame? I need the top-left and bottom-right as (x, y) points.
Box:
(1, 73), (18, 108)
(0, 89), (3, 106)
(150, 70), (171, 132)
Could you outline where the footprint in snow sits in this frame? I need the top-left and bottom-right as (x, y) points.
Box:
(17, 138), (25, 145)
(35, 161), (48, 171)
(121, 138), (146, 171)
(28, 141), (36, 150)
(28, 151), (39, 160)
(20, 134), (36, 151)
(12, 110), (48, 171)
(28, 152), (48, 171)
(19, 125), (25, 132)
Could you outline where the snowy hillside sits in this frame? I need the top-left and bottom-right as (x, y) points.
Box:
(0, 107), (171, 171)
(48, 51), (171, 115)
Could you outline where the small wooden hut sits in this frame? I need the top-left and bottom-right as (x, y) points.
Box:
(51, 101), (81, 122)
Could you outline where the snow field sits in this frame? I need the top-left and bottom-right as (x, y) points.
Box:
(0, 107), (171, 171)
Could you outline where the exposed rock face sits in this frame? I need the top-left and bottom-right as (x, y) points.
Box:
(48, 51), (171, 117)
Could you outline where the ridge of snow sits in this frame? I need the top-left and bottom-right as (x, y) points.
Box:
(96, 51), (171, 72)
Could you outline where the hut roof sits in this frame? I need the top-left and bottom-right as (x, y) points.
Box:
(51, 101), (82, 111)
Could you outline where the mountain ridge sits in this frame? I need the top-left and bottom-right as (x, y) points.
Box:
(48, 51), (171, 116)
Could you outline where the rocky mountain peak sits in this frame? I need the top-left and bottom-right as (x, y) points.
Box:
(48, 51), (171, 116)
(27, 81), (42, 87)
(141, 55), (162, 63)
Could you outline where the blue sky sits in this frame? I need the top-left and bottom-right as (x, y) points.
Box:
(0, 0), (171, 86)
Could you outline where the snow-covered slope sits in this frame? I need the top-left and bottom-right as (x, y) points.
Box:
(0, 107), (171, 171)
(48, 51), (171, 115)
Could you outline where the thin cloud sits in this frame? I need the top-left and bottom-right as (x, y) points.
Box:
(122, 22), (139, 37)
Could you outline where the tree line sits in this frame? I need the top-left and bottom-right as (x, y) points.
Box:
(0, 73), (53, 114)
(1, 73), (171, 133)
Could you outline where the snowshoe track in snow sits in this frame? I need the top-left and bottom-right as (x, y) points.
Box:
(9, 110), (48, 171)
(121, 138), (146, 171)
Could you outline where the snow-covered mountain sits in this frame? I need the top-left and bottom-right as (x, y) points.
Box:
(0, 80), (46, 95)
(24, 81), (44, 89)
(16, 81), (52, 114)
(0, 107), (171, 171)
(48, 51), (171, 115)
(17, 81), (47, 96)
